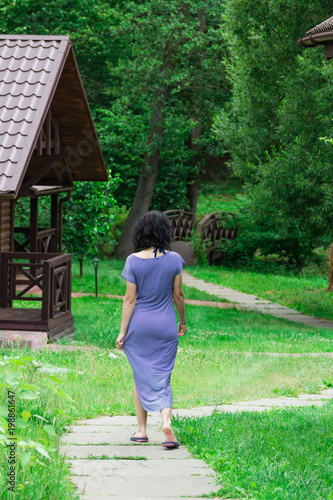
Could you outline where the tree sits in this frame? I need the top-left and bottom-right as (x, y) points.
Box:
(103, 0), (229, 258)
(214, 0), (333, 269)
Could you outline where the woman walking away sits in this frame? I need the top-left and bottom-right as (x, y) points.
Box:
(116, 210), (187, 449)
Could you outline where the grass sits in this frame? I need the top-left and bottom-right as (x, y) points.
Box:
(71, 258), (226, 302)
(72, 296), (333, 354)
(188, 263), (333, 321)
(173, 403), (333, 499)
(1, 294), (333, 498)
(3, 252), (333, 498)
(71, 259), (125, 295)
(196, 177), (244, 221)
(194, 175), (332, 322)
(71, 256), (332, 322)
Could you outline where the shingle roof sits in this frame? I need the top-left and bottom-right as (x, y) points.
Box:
(306, 16), (333, 35)
(0, 35), (107, 197)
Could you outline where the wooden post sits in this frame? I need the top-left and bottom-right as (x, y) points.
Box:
(328, 243), (333, 292)
(51, 194), (58, 252)
(30, 197), (38, 276)
(30, 198), (38, 252)
(0, 253), (8, 307)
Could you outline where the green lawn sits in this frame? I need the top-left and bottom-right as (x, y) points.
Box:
(2, 256), (333, 499)
(188, 264), (333, 321)
(173, 404), (333, 499)
(71, 257), (332, 321)
(1, 294), (333, 498)
(196, 177), (244, 222)
(71, 258), (226, 302)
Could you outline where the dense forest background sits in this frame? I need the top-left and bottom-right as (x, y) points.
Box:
(1, 0), (333, 268)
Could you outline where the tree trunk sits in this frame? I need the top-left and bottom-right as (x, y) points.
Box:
(186, 10), (206, 220)
(186, 120), (202, 219)
(327, 243), (333, 291)
(80, 256), (83, 278)
(114, 42), (174, 259)
(114, 101), (164, 259)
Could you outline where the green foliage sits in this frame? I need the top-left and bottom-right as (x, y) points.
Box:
(214, 0), (333, 268)
(63, 179), (119, 266)
(189, 232), (210, 265)
(0, 355), (79, 499)
(97, 0), (230, 210)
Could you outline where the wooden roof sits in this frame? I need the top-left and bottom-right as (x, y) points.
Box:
(306, 16), (333, 36)
(298, 16), (333, 58)
(0, 35), (108, 198)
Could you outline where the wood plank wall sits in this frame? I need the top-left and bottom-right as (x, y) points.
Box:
(0, 200), (12, 286)
(0, 201), (11, 252)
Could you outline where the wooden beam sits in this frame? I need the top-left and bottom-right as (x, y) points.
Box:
(18, 150), (67, 197)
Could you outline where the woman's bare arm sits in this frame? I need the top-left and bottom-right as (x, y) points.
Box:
(116, 281), (137, 349)
(173, 273), (187, 336)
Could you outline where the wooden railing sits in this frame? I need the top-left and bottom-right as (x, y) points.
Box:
(164, 210), (194, 240)
(14, 228), (57, 253)
(197, 211), (238, 265)
(164, 209), (237, 265)
(0, 252), (72, 321)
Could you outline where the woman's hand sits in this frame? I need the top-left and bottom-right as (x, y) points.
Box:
(116, 332), (126, 350)
(178, 322), (187, 337)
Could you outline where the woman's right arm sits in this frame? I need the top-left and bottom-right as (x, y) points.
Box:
(172, 273), (187, 336)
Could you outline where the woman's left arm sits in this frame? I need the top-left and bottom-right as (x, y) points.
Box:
(116, 281), (137, 349)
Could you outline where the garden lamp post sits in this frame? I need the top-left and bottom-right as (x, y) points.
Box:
(93, 257), (99, 298)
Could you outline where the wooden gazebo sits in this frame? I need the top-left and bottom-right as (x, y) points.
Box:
(0, 35), (108, 340)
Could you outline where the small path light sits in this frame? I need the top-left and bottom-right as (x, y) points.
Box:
(93, 257), (100, 299)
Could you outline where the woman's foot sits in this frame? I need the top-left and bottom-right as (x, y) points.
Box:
(130, 431), (148, 443)
(162, 423), (176, 443)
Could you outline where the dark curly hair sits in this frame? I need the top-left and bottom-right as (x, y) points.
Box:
(133, 211), (172, 251)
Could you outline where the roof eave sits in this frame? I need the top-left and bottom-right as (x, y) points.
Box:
(298, 31), (333, 48)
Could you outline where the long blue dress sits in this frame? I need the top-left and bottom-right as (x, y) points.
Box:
(121, 251), (185, 412)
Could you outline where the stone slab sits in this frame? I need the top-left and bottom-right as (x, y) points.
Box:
(0, 330), (48, 349)
(70, 474), (217, 498)
(60, 444), (192, 459)
(60, 426), (170, 445)
(67, 424), (160, 434)
(67, 458), (214, 475)
(75, 416), (139, 426)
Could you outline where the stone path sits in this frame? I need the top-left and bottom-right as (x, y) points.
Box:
(60, 414), (218, 500)
(182, 270), (333, 330)
(60, 388), (333, 499)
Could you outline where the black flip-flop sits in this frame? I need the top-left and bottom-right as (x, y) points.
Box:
(130, 433), (149, 443)
(162, 441), (180, 449)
